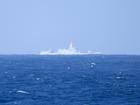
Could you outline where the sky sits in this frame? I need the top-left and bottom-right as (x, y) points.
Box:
(0, 0), (140, 54)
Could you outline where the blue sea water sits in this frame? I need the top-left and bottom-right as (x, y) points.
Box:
(0, 55), (140, 105)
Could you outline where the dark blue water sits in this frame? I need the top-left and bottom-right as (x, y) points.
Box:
(0, 55), (140, 105)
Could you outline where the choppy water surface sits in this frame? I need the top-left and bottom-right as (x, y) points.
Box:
(0, 55), (140, 105)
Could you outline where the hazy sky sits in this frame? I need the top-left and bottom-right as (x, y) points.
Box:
(0, 0), (140, 54)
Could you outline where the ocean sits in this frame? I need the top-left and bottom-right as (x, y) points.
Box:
(0, 55), (140, 105)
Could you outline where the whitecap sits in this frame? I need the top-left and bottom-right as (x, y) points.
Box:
(90, 65), (94, 68)
(16, 90), (29, 94)
(67, 66), (71, 70)
(36, 78), (40, 80)
(116, 76), (121, 79)
(91, 62), (96, 65)
(90, 62), (96, 68)
(12, 76), (16, 79)
(4, 71), (8, 74)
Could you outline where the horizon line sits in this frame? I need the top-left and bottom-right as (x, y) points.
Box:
(0, 53), (140, 56)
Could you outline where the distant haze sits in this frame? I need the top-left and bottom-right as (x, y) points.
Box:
(0, 0), (140, 54)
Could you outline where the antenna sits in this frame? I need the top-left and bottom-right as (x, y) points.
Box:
(69, 41), (74, 49)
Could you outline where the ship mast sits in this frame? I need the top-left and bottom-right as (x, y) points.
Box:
(69, 42), (74, 49)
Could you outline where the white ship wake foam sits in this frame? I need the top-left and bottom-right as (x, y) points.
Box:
(40, 42), (101, 55)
